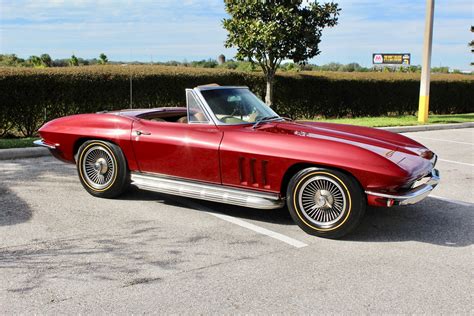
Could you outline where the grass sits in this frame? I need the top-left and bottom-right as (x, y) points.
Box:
(314, 113), (474, 127)
(0, 113), (472, 149)
(0, 137), (39, 149)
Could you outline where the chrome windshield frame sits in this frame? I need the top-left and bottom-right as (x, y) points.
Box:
(185, 88), (215, 126)
(193, 86), (281, 126)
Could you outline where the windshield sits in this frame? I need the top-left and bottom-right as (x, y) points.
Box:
(200, 88), (280, 124)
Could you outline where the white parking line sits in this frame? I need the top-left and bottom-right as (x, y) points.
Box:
(174, 198), (308, 248)
(205, 211), (308, 248)
(410, 136), (473, 145)
(430, 195), (473, 207)
(438, 159), (474, 167)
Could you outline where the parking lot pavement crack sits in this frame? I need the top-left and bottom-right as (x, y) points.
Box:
(172, 247), (290, 276)
(122, 277), (163, 288)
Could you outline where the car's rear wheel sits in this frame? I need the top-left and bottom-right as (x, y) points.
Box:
(76, 140), (129, 198)
(287, 167), (365, 239)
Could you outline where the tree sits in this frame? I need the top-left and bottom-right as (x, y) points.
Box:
(344, 62), (362, 72)
(99, 53), (108, 65)
(40, 53), (52, 67)
(223, 0), (340, 106)
(28, 55), (43, 67)
(52, 58), (69, 67)
(0, 54), (25, 67)
(69, 54), (79, 66)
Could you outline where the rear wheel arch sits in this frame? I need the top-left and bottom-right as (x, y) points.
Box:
(73, 138), (126, 166)
(73, 138), (92, 161)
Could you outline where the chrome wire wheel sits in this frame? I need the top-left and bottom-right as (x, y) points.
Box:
(298, 175), (347, 227)
(81, 145), (116, 190)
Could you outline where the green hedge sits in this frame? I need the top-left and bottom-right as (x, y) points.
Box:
(0, 66), (472, 136)
(273, 75), (474, 119)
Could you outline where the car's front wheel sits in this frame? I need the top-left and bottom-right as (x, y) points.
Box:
(287, 167), (365, 239)
(76, 140), (130, 198)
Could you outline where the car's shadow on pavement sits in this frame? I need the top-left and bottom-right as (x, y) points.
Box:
(120, 186), (194, 209)
(0, 186), (33, 226)
(122, 188), (473, 248)
(122, 185), (295, 224)
(347, 198), (473, 247)
(0, 157), (77, 227)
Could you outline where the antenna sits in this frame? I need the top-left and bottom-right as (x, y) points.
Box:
(129, 49), (133, 109)
(129, 66), (133, 109)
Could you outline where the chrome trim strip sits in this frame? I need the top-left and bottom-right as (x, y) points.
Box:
(193, 87), (221, 126)
(130, 172), (284, 209)
(365, 169), (440, 205)
(431, 153), (438, 167)
(33, 139), (57, 149)
(185, 88), (214, 125)
(196, 86), (249, 91)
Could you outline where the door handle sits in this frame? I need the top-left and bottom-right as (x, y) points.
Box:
(136, 130), (151, 136)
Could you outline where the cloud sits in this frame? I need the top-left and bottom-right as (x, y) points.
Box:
(314, 0), (473, 69)
(0, 0), (232, 60)
(0, 0), (471, 69)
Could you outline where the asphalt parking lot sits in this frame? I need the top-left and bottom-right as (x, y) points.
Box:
(1, 128), (473, 314)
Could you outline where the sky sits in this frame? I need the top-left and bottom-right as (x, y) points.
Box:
(0, 0), (472, 69)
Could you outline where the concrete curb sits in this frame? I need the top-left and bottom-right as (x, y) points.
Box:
(0, 122), (472, 161)
(380, 122), (474, 133)
(0, 147), (50, 161)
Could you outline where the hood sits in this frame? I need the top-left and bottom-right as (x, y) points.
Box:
(256, 120), (434, 174)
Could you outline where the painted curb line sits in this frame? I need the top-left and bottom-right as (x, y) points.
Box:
(0, 147), (49, 161)
(0, 122), (472, 161)
(380, 122), (474, 133)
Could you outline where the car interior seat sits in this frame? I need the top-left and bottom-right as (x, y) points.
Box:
(177, 116), (188, 123)
(192, 112), (207, 122)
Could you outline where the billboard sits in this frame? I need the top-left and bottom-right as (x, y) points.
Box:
(373, 53), (411, 65)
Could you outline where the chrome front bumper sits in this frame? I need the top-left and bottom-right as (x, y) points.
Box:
(365, 169), (440, 206)
(33, 139), (57, 149)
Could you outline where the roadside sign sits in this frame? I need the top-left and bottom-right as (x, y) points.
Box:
(373, 54), (383, 64)
(372, 53), (411, 65)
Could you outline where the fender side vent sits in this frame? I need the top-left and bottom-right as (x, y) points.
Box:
(261, 160), (269, 188)
(238, 157), (247, 185)
(249, 158), (257, 185)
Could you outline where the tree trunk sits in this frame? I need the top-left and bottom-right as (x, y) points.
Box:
(265, 73), (274, 107)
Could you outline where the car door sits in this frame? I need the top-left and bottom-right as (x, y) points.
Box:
(131, 90), (223, 184)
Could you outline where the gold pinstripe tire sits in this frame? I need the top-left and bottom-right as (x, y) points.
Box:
(77, 140), (130, 198)
(287, 167), (366, 239)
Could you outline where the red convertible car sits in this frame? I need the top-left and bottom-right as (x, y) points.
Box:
(35, 85), (439, 238)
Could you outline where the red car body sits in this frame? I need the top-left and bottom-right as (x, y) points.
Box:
(36, 85), (440, 238)
(37, 104), (437, 208)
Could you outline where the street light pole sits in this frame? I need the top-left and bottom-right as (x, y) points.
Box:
(418, 0), (435, 123)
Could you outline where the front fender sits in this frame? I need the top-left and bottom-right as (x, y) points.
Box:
(219, 128), (411, 194)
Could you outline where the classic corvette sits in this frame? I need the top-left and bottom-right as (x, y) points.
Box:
(35, 85), (440, 238)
